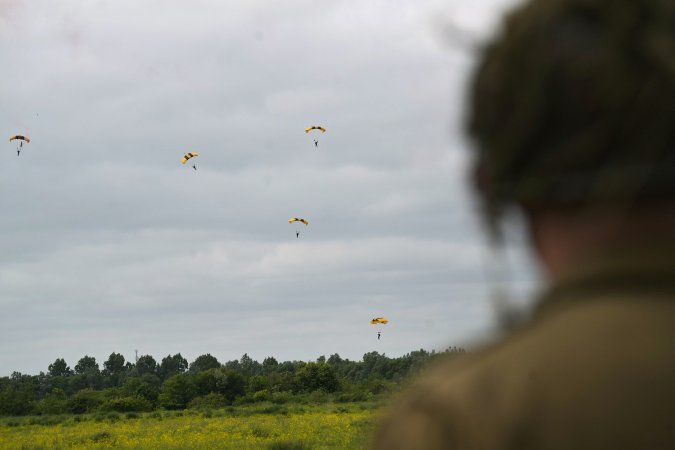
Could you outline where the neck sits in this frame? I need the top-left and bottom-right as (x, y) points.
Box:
(527, 205), (675, 280)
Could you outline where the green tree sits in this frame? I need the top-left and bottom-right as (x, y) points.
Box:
(36, 388), (68, 415)
(0, 373), (37, 415)
(327, 353), (343, 366)
(360, 351), (389, 380)
(262, 356), (278, 374)
(267, 372), (294, 393)
(48, 358), (72, 377)
(360, 375), (392, 395)
(193, 368), (245, 402)
(224, 359), (240, 371)
(135, 355), (157, 376)
(103, 353), (126, 374)
(189, 354), (221, 372)
(159, 353), (188, 380)
(158, 374), (195, 410)
(294, 363), (339, 393)
(188, 392), (228, 410)
(74, 356), (99, 375)
(248, 375), (269, 393)
(239, 353), (261, 376)
(102, 352), (127, 388)
(99, 396), (152, 412)
(123, 374), (160, 403)
(69, 356), (102, 391)
(67, 388), (102, 414)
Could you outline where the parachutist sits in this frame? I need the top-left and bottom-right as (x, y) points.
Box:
(192, 164), (197, 171)
(9, 136), (29, 156)
(305, 126), (326, 148)
(289, 218), (309, 239)
(377, 332), (381, 340)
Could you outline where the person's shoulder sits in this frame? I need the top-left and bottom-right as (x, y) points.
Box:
(372, 320), (549, 450)
(373, 298), (675, 449)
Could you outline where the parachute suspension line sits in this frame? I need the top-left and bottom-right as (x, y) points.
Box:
(289, 218), (308, 239)
(9, 136), (29, 156)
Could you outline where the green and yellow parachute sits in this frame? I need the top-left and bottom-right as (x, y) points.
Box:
(181, 152), (199, 164)
(289, 218), (309, 226)
(304, 126), (326, 133)
(9, 135), (30, 144)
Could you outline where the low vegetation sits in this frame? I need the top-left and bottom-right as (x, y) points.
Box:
(0, 403), (379, 449)
(0, 348), (466, 448)
(0, 348), (465, 417)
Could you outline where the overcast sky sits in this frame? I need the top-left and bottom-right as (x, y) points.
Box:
(0, 0), (539, 376)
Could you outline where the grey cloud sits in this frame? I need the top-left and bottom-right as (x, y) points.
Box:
(0, 0), (539, 375)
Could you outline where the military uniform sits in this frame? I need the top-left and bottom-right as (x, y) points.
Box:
(373, 244), (675, 449)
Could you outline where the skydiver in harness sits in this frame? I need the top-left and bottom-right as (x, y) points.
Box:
(296, 231), (300, 238)
(314, 139), (318, 147)
(192, 164), (197, 170)
(377, 332), (381, 340)
(17, 141), (22, 156)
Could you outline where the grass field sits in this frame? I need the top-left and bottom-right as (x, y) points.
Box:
(0, 403), (382, 449)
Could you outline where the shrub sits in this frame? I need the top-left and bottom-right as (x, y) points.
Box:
(270, 391), (293, 404)
(334, 390), (367, 403)
(293, 363), (339, 394)
(158, 374), (195, 410)
(307, 389), (331, 404)
(36, 395), (68, 415)
(67, 389), (103, 414)
(233, 394), (254, 406)
(106, 411), (121, 422)
(259, 404), (288, 415)
(27, 415), (67, 426)
(99, 396), (152, 412)
(252, 390), (271, 403)
(188, 393), (228, 410)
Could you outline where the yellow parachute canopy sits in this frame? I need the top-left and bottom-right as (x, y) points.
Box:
(181, 152), (199, 164)
(370, 317), (389, 325)
(9, 135), (30, 143)
(304, 126), (326, 133)
(288, 218), (309, 226)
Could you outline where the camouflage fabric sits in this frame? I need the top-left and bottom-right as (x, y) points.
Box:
(467, 0), (675, 220)
(372, 243), (675, 449)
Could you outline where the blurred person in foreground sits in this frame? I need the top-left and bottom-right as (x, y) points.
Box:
(374, 0), (675, 448)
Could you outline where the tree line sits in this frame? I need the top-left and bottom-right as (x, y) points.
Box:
(0, 348), (465, 416)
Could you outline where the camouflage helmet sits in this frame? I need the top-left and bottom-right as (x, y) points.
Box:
(467, 0), (675, 224)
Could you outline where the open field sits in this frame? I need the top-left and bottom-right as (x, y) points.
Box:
(0, 403), (381, 450)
